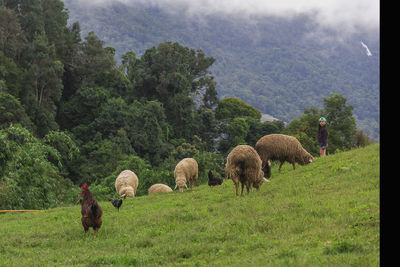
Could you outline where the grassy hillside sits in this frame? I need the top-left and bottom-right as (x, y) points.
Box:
(0, 144), (379, 266)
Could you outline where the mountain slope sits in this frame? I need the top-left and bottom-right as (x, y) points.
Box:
(0, 144), (380, 266)
(63, 0), (380, 140)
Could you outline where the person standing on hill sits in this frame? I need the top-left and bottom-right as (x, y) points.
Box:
(318, 117), (328, 157)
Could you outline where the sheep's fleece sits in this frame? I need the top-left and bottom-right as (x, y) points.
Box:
(148, 183), (173, 195)
(115, 170), (139, 198)
(174, 158), (198, 192)
(225, 145), (268, 196)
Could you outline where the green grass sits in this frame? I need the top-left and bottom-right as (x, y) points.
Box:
(0, 144), (380, 266)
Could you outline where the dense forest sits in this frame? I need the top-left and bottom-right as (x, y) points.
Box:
(0, 0), (371, 210)
(63, 0), (380, 141)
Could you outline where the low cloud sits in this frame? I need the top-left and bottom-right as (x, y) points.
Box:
(80, 0), (379, 32)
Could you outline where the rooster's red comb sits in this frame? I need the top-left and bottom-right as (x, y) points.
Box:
(82, 183), (88, 189)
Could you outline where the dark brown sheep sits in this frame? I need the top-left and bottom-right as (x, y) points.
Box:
(255, 134), (314, 177)
(225, 145), (268, 196)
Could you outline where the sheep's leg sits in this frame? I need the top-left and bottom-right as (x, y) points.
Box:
(246, 183), (252, 194)
(240, 183), (245, 196)
(278, 161), (284, 171)
(190, 180), (195, 190)
(235, 182), (239, 196)
(292, 162), (296, 170)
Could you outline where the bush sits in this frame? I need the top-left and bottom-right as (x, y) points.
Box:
(353, 130), (372, 147)
(0, 125), (78, 209)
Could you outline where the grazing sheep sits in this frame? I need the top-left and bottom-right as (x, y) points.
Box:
(148, 184), (173, 195)
(225, 145), (268, 196)
(174, 158), (198, 193)
(255, 134), (314, 177)
(208, 170), (223, 186)
(115, 170), (139, 198)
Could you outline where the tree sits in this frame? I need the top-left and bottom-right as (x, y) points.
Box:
(76, 31), (116, 87)
(127, 100), (171, 165)
(284, 94), (358, 155)
(0, 6), (27, 61)
(27, 32), (63, 108)
(129, 42), (217, 140)
(18, 32), (64, 136)
(218, 117), (250, 154)
(42, 130), (80, 181)
(121, 51), (137, 82)
(41, 0), (69, 51)
(93, 97), (130, 139)
(353, 130), (372, 147)
(59, 85), (110, 133)
(215, 97), (261, 121)
(0, 92), (34, 130)
(323, 93), (356, 151)
(81, 137), (129, 184)
(194, 107), (219, 151)
(58, 21), (86, 111)
(0, 50), (21, 97)
(0, 124), (76, 209)
(3, 0), (44, 43)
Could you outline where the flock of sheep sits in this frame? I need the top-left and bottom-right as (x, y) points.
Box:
(114, 134), (314, 198)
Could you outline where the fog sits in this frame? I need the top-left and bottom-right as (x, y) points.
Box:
(76, 0), (379, 32)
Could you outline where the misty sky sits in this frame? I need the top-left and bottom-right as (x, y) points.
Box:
(82, 0), (379, 31)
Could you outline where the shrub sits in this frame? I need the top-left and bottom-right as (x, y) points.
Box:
(0, 125), (78, 209)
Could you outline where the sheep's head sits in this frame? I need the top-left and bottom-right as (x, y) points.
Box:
(262, 160), (272, 178)
(298, 151), (314, 165)
(253, 170), (267, 189)
(174, 178), (188, 193)
(120, 187), (135, 198)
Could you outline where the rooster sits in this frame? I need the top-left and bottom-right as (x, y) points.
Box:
(109, 198), (123, 211)
(81, 184), (102, 237)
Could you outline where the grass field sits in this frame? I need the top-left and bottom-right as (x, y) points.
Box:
(0, 144), (380, 266)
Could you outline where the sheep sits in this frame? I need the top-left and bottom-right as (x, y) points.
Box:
(255, 134), (314, 177)
(115, 170), (139, 198)
(225, 145), (268, 196)
(208, 170), (223, 186)
(148, 183), (173, 195)
(174, 158), (198, 193)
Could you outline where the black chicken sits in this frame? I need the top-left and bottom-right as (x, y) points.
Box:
(208, 170), (223, 186)
(109, 198), (123, 211)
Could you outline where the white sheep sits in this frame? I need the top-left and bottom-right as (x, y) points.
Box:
(148, 183), (173, 195)
(115, 170), (139, 198)
(174, 158), (198, 193)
